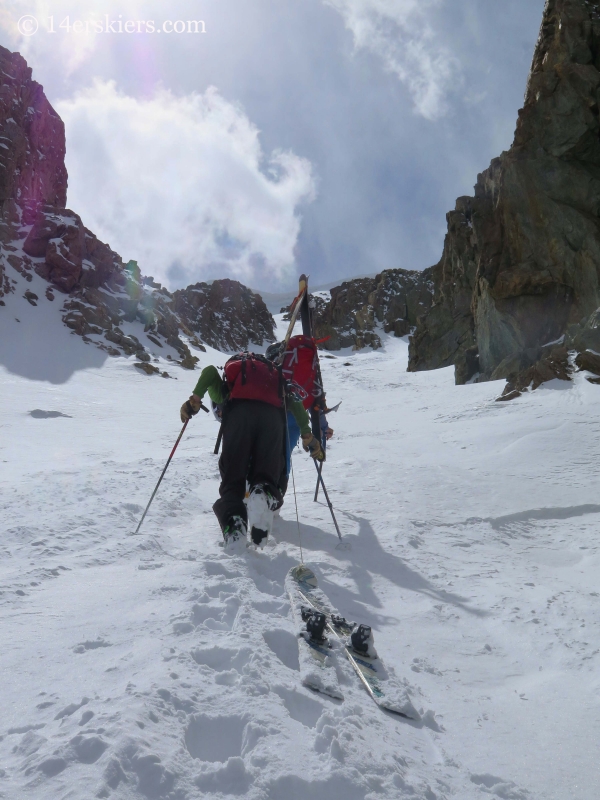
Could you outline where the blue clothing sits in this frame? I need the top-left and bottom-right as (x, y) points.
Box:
(285, 409), (329, 476)
(285, 410), (301, 477)
(319, 410), (329, 452)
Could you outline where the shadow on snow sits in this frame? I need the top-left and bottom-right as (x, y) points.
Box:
(275, 511), (487, 624)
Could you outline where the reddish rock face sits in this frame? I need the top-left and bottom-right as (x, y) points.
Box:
(24, 209), (85, 291)
(0, 43), (275, 368)
(0, 45), (67, 218)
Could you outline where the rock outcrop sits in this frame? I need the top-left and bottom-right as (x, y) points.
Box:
(0, 47), (67, 221)
(495, 344), (571, 401)
(409, 0), (600, 386)
(314, 268), (434, 351)
(172, 279), (274, 352)
(0, 45), (67, 307)
(0, 44), (275, 366)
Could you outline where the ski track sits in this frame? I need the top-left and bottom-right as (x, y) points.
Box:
(0, 295), (599, 798)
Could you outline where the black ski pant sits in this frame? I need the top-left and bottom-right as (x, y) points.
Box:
(213, 400), (284, 531)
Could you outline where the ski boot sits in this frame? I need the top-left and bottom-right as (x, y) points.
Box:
(247, 484), (279, 547)
(222, 516), (247, 554)
(301, 606), (328, 644)
(350, 624), (378, 659)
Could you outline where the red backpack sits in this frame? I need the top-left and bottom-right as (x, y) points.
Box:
(282, 335), (322, 410)
(224, 352), (283, 408)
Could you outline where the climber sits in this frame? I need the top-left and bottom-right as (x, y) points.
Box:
(180, 353), (323, 551)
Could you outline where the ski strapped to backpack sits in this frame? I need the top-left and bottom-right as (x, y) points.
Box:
(279, 278), (307, 353)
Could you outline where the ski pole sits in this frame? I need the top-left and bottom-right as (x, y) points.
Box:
(134, 421), (189, 534)
(313, 460), (342, 541)
(133, 401), (207, 534)
(314, 460), (323, 502)
(314, 433), (327, 501)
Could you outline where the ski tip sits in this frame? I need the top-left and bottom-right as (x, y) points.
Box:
(301, 677), (344, 701)
(289, 564), (318, 587)
(380, 706), (415, 720)
(378, 697), (422, 722)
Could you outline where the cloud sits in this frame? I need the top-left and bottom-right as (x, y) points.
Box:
(0, 0), (100, 74)
(56, 80), (316, 288)
(324, 0), (460, 120)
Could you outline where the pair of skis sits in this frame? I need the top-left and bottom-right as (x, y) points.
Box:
(286, 564), (420, 719)
(278, 275), (308, 358)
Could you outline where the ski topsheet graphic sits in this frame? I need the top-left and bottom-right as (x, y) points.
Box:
(286, 564), (420, 719)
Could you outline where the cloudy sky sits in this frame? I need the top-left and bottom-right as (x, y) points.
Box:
(1, 0), (546, 291)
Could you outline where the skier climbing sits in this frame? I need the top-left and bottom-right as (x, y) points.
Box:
(180, 353), (323, 551)
(265, 342), (301, 497)
(266, 339), (334, 495)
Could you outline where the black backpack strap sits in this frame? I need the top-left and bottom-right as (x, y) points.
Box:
(241, 354), (247, 385)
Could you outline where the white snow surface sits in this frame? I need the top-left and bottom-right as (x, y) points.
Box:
(1, 282), (599, 799)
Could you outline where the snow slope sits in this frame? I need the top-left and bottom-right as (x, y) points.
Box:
(1, 283), (599, 799)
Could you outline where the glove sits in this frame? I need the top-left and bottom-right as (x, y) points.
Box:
(180, 395), (202, 423)
(302, 433), (324, 461)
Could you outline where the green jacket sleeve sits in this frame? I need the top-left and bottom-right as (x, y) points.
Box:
(192, 365), (226, 405)
(288, 398), (311, 437)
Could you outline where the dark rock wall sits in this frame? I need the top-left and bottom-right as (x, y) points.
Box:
(409, 0), (600, 384)
(407, 197), (479, 382)
(314, 268), (434, 351)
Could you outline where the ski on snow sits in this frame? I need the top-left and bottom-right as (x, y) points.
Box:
(286, 564), (420, 719)
(286, 564), (343, 699)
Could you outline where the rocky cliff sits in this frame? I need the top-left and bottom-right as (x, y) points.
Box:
(0, 45), (65, 307)
(313, 268), (434, 351)
(0, 45), (274, 371)
(409, 0), (600, 386)
(0, 47), (67, 219)
(172, 279), (274, 351)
